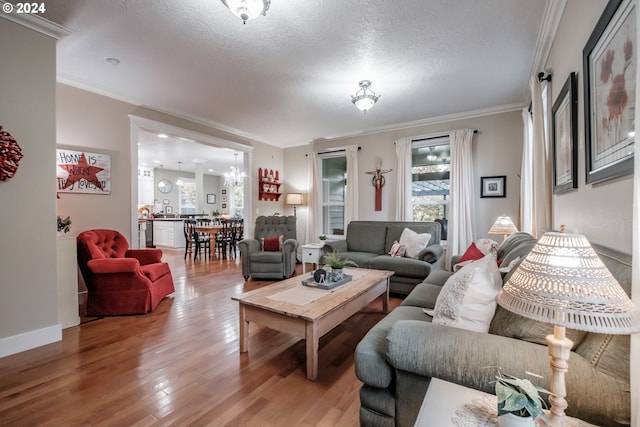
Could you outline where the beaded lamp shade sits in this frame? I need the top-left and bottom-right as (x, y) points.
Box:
(487, 216), (518, 237)
(497, 231), (640, 334)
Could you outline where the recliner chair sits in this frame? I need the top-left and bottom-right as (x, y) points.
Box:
(238, 215), (298, 280)
(77, 229), (175, 316)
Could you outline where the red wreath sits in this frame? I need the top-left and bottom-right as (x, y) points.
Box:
(0, 126), (23, 181)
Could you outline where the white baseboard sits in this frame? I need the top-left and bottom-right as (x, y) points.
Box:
(0, 325), (62, 358)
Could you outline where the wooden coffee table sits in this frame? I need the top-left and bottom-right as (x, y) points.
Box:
(232, 267), (393, 380)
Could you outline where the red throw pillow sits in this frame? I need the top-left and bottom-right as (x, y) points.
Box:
(262, 236), (283, 251)
(458, 242), (485, 264)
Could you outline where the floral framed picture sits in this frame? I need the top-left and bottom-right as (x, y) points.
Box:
(552, 72), (578, 194)
(480, 176), (506, 198)
(583, 0), (636, 184)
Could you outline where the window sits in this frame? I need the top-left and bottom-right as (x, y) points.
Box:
(411, 139), (450, 222)
(319, 154), (346, 236)
(231, 182), (244, 218)
(178, 178), (196, 214)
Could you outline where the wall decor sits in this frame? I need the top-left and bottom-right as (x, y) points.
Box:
(222, 196), (227, 202)
(222, 203), (227, 209)
(583, 0), (636, 184)
(221, 189), (227, 195)
(166, 206), (173, 213)
(480, 176), (506, 198)
(552, 72), (579, 194)
(207, 194), (216, 204)
(56, 148), (111, 194)
(163, 199), (170, 205)
(365, 160), (392, 211)
(0, 125), (23, 181)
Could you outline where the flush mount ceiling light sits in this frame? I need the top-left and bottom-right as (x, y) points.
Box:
(351, 80), (380, 114)
(221, 0), (271, 24)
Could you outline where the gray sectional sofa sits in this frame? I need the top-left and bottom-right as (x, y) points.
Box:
(356, 232), (632, 427)
(322, 221), (444, 295)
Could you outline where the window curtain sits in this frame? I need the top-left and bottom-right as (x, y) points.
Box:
(447, 128), (475, 270)
(631, 10), (640, 423)
(528, 76), (552, 237)
(395, 137), (413, 221)
(305, 152), (321, 245)
(344, 145), (359, 226)
(520, 107), (533, 233)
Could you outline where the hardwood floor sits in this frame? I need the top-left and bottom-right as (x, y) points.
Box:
(0, 250), (401, 426)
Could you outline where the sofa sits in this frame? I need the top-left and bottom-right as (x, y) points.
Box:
(322, 221), (444, 295)
(356, 232), (632, 427)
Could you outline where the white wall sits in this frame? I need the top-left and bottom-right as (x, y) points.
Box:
(547, 0), (633, 252)
(0, 19), (59, 355)
(282, 110), (523, 245)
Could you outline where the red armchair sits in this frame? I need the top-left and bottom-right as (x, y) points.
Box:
(77, 229), (175, 316)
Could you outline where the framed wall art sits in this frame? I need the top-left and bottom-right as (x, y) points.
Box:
(166, 206), (173, 214)
(222, 203), (227, 209)
(480, 176), (506, 198)
(552, 72), (579, 194)
(207, 194), (216, 204)
(583, 0), (636, 184)
(56, 148), (111, 194)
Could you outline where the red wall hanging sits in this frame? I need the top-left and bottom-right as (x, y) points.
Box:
(0, 126), (23, 181)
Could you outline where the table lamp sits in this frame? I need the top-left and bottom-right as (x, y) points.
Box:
(496, 231), (640, 426)
(285, 193), (304, 216)
(488, 215), (518, 241)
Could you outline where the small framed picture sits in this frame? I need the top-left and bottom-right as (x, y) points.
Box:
(166, 206), (173, 213)
(222, 189), (227, 195)
(207, 194), (216, 204)
(480, 176), (506, 198)
(222, 203), (227, 209)
(163, 199), (170, 205)
(552, 72), (578, 194)
(221, 196), (227, 202)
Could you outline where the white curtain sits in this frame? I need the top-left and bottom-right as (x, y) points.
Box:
(528, 76), (552, 237)
(345, 145), (359, 225)
(447, 128), (476, 270)
(520, 107), (533, 233)
(395, 137), (413, 221)
(631, 6), (640, 424)
(305, 152), (321, 244)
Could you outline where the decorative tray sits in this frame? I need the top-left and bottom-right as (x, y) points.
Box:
(301, 274), (352, 290)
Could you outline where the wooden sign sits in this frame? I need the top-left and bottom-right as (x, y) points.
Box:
(56, 148), (111, 194)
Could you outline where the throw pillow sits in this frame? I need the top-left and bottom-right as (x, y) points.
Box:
(432, 254), (502, 333)
(261, 235), (283, 251)
(457, 242), (485, 264)
(399, 228), (432, 259)
(475, 238), (499, 256)
(388, 240), (406, 257)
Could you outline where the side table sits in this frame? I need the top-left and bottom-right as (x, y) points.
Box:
(414, 378), (598, 427)
(301, 243), (325, 273)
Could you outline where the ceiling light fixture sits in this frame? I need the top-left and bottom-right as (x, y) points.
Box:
(176, 161), (184, 186)
(221, 0), (270, 24)
(351, 80), (380, 114)
(224, 153), (246, 188)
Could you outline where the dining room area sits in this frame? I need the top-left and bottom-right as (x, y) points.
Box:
(184, 218), (245, 261)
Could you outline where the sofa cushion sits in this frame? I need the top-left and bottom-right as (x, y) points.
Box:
(346, 222), (388, 254)
(355, 306), (430, 388)
(323, 251), (377, 269)
(140, 262), (171, 282)
(401, 282), (443, 308)
(384, 223), (440, 253)
(432, 254), (502, 333)
(369, 255), (432, 279)
(399, 228), (432, 258)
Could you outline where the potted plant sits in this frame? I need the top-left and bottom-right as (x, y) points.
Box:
(57, 215), (72, 235)
(318, 234), (327, 241)
(322, 250), (358, 281)
(494, 370), (552, 427)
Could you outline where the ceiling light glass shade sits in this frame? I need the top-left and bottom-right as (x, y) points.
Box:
(224, 153), (246, 188)
(497, 232), (640, 334)
(221, 0), (270, 23)
(351, 80), (380, 113)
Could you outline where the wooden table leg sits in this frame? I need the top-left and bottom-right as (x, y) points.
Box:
(305, 321), (319, 380)
(382, 277), (389, 314)
(238, 303), (249, 353)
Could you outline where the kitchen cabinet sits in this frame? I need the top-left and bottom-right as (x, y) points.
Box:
(153, 220), (186, 248)
(138, 168), (155, 205)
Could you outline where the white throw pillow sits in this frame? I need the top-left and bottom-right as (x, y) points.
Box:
(432, 253), (502, 333)
(475, 238), (499, 256)
(399, 228), (432, 259)
(388, 240), (406, 257)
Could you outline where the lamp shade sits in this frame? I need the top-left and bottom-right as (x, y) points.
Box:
(285, 193), (303, 205)
(497, 232), (640, 334)
(488, 216), (518, 236)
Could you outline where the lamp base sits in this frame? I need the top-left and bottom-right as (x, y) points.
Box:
(546, 325), (574, 427)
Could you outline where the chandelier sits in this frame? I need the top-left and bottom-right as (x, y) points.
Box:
(351, 80), (380, 113)
(224, 153), (246, 188)
(221, 0), (271, 24)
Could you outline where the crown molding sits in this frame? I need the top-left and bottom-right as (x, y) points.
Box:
(0, 2), (71, 39)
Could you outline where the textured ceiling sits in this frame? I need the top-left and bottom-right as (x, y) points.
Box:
(43, 0), (549, 152)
